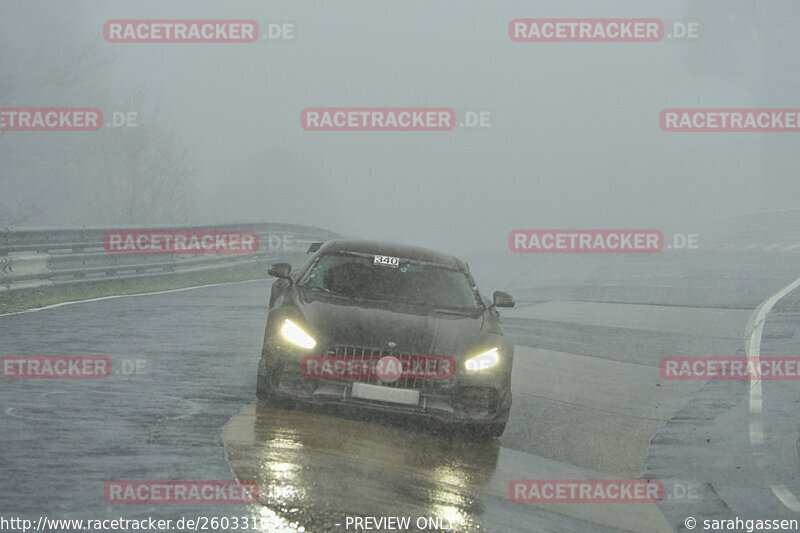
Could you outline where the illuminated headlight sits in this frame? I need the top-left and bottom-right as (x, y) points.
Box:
(465, 347), (499, 372)
(281, 319), (317, 349)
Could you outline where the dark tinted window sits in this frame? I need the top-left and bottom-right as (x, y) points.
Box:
(302, 254), (480, 309)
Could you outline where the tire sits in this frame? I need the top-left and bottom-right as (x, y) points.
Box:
(484, 400), (511, 437)
(256, 370), (294, 408)
(460, 418), (507, 439)
(486, 420), (507, 437)
(256, 371), (276, 402)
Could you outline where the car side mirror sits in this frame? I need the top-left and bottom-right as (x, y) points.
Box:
(492, 291), (515, 308)
(268, 263), (292, 280)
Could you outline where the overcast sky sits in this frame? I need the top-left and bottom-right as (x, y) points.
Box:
(2, 1), (796, 255)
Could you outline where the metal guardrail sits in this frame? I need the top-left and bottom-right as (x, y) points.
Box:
(0, 222), (339, 292)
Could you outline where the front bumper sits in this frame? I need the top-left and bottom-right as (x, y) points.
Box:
(258, 348), (511, 425)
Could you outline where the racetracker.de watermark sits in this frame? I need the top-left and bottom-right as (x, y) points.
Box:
(509, 479), (663, 503)
(301, 355), (455, 381)
(509, 230), (663, 253)
(104, 481), (258, 504)
(661, 108), (800, 132)
(1, 356), (150, 379)
(660, 357), (800, 380)
(104, 20), (258, 43)
(509, 19), (663, 42)
(1, 356), (111, 379)
(1, 108), (102, 131)
(103, 230), (258, 254)
(301, 108), (456, 131)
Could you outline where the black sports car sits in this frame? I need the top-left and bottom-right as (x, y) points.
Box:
(256, 240), (515, 436)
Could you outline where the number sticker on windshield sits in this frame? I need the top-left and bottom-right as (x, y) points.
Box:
(373, 255), (400, 268)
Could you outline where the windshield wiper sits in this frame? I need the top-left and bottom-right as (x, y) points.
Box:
(303, 286), (330, 293)
(433, 308), (479, 316)
(300, 286), (346, 298)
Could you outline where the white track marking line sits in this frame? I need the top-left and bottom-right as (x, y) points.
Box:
(0, 278), (270, 318)
(772, 486), (800, 512)
(745, 276), (800, 512)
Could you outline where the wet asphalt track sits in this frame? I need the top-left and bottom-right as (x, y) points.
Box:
(1, 249), (799, 532)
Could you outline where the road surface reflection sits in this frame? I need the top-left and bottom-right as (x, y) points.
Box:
(223, 402), (500, 532)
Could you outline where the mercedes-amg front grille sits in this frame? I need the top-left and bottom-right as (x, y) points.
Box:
(324, 345), (453, 390)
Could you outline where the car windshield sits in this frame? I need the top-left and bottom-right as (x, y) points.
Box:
(300, 253), (481, 310)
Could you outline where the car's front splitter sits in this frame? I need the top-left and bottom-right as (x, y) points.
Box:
(261, 364), (510, 425)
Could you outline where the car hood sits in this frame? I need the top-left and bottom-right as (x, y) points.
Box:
(294, 292), (487, 356)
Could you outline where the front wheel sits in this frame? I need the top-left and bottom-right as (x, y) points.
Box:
(256, 371), (276, 402)
(458, 421), (506, 439)
(483, 400), (511, 437)
(256, 370), (294, 408)
(485, 420), (507, 437)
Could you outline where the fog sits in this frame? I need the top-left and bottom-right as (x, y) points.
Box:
(2, 1), (798, 255)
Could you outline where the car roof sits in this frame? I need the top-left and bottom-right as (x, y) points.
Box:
(317, 240), (467, 270)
